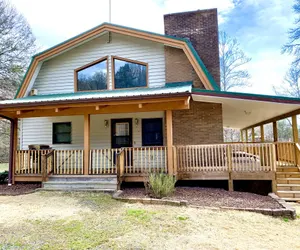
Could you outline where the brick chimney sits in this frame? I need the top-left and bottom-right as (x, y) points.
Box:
(164, 9), (220, 87)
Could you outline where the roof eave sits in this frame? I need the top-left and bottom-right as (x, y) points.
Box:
(2, 92), (191, 110)
(192, 88), (300, 105)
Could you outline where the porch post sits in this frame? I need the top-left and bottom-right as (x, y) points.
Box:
(245, 129), (248, 142)
(12, 119), (18, 184)
(240, 130), (244, 142)
(260, 125), (264, 142)
(292, 115), (298, 143)
(251, 127), (255, 142)
(8, 119), (17, 185)
(84, 114), (90, 175)
(273, 121), (278, 142)
(166, 110), (174, 175)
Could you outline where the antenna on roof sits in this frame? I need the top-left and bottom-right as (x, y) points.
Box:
(109, 0), (111, 23)
(107, 0), (112, 43)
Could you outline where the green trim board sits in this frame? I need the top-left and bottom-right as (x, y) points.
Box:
(14, 22), (219, 98)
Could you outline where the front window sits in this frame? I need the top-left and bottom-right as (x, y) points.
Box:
(53, 122), (72, 144)
(113, 57), (147, 89)
(142, 118), (163, 146)
(76, 58), (107, 91)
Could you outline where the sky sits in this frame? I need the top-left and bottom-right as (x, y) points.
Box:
(9, 0), (296, 95)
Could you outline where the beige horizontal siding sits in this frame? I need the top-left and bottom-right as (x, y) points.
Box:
(33, 33), (165, 94)
(20, 112), (164, 150)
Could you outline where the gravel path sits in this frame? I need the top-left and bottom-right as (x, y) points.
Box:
(121, 187), (283, 209)
(0, 183), (41, 195)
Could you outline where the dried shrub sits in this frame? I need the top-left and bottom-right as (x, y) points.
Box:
(145, 172), (176, 199)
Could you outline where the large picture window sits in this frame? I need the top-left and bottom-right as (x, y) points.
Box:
(113, 57), (147, 89)
(75, 58), (107, 91)
(53, 122), (72, 144)
(142, 118), (163, 146)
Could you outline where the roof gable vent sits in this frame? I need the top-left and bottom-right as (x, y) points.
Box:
(29, 89), (38, 96)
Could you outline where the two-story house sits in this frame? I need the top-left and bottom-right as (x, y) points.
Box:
(1, 9), (300, 200)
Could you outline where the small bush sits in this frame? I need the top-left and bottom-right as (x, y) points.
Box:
(0, 170), (8, 183)
(146, 172), (176, 199)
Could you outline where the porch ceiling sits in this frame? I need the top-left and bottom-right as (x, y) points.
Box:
(192, 89), (300, 129)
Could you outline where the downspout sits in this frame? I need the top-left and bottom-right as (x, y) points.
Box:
(0, 114), (15, 185)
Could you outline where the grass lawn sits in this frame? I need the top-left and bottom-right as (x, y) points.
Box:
(0, 191), (299, 250)
(0, 163), (8, 172)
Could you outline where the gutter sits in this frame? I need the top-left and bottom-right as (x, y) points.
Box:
(0, 114), (15, 185)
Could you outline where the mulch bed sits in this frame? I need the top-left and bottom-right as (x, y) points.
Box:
(121, 187), (283, 209)
(0, 183), (41, 195)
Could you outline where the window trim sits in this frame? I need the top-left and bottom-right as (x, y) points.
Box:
(74, 56), (109, 92)
(112, 55), (148, 90)
(142, 118), (164, 147)
(52, 122), (72, 145)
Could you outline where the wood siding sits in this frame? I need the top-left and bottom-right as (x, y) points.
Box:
(20, 112), (164, 150)
(32, 33), (165, 95)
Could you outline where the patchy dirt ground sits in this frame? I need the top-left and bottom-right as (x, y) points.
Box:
(121, 187), (283, 209)
(0, 191), (300, 250)
(0, 183), (41, 195)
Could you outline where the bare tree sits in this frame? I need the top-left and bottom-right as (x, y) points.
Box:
(272, 66), (300, 142)
(0, 0), (36, 163)
(0, 0), (36, 99)
(273, 66), (300, 97)
(223, 128), (241, 142)
(282, 0), (300, 67)
(219, 31), (252, 91)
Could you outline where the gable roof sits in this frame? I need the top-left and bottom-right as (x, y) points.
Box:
(15, 22), (219, 98)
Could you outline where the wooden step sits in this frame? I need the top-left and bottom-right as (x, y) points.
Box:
(276, 172), (300, 178)
(277, 190), (300, 199)
(276, 178), (300, 184)
(43, 175), (118, 191)
(277, 184), (300, 191)
(276, 167), (299, 172)
(276, 197), (300, 201)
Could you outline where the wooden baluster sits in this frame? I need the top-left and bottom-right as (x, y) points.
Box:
(94, 150), (96, 175)
(148, 147), (150, 173)
(184, 147), (187, 172)
(17, 151), (20, 174)
(99, 150), (101, 174)
(104, 149), (107, 174)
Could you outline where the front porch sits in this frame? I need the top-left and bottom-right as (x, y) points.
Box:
(13, 142), (300, 193)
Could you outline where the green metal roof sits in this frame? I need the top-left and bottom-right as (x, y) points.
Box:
(14, 22), (219, 98)
(3, 82), (192, 106)
(192, 88), (300, 103)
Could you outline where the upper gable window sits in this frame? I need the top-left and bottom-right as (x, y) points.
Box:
(113, 57), (147, 89)
(75, 57), (107, 91)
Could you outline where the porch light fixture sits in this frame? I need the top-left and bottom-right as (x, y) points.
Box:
(134, 118), (139, 126)
(244, 110), (251, 115)
(104, 120), (109, 128)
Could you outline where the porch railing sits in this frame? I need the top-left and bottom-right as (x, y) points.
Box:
(89, 148), (119, 174)
(174, 143), (277, 173)
(15, 149), (84, 175)
(123, 146), (167, 174)
(14, 142), (298, 177)
(15, 150), (52, 175)
(275, 142), (297, 167)
(53, 150), (84, 175)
